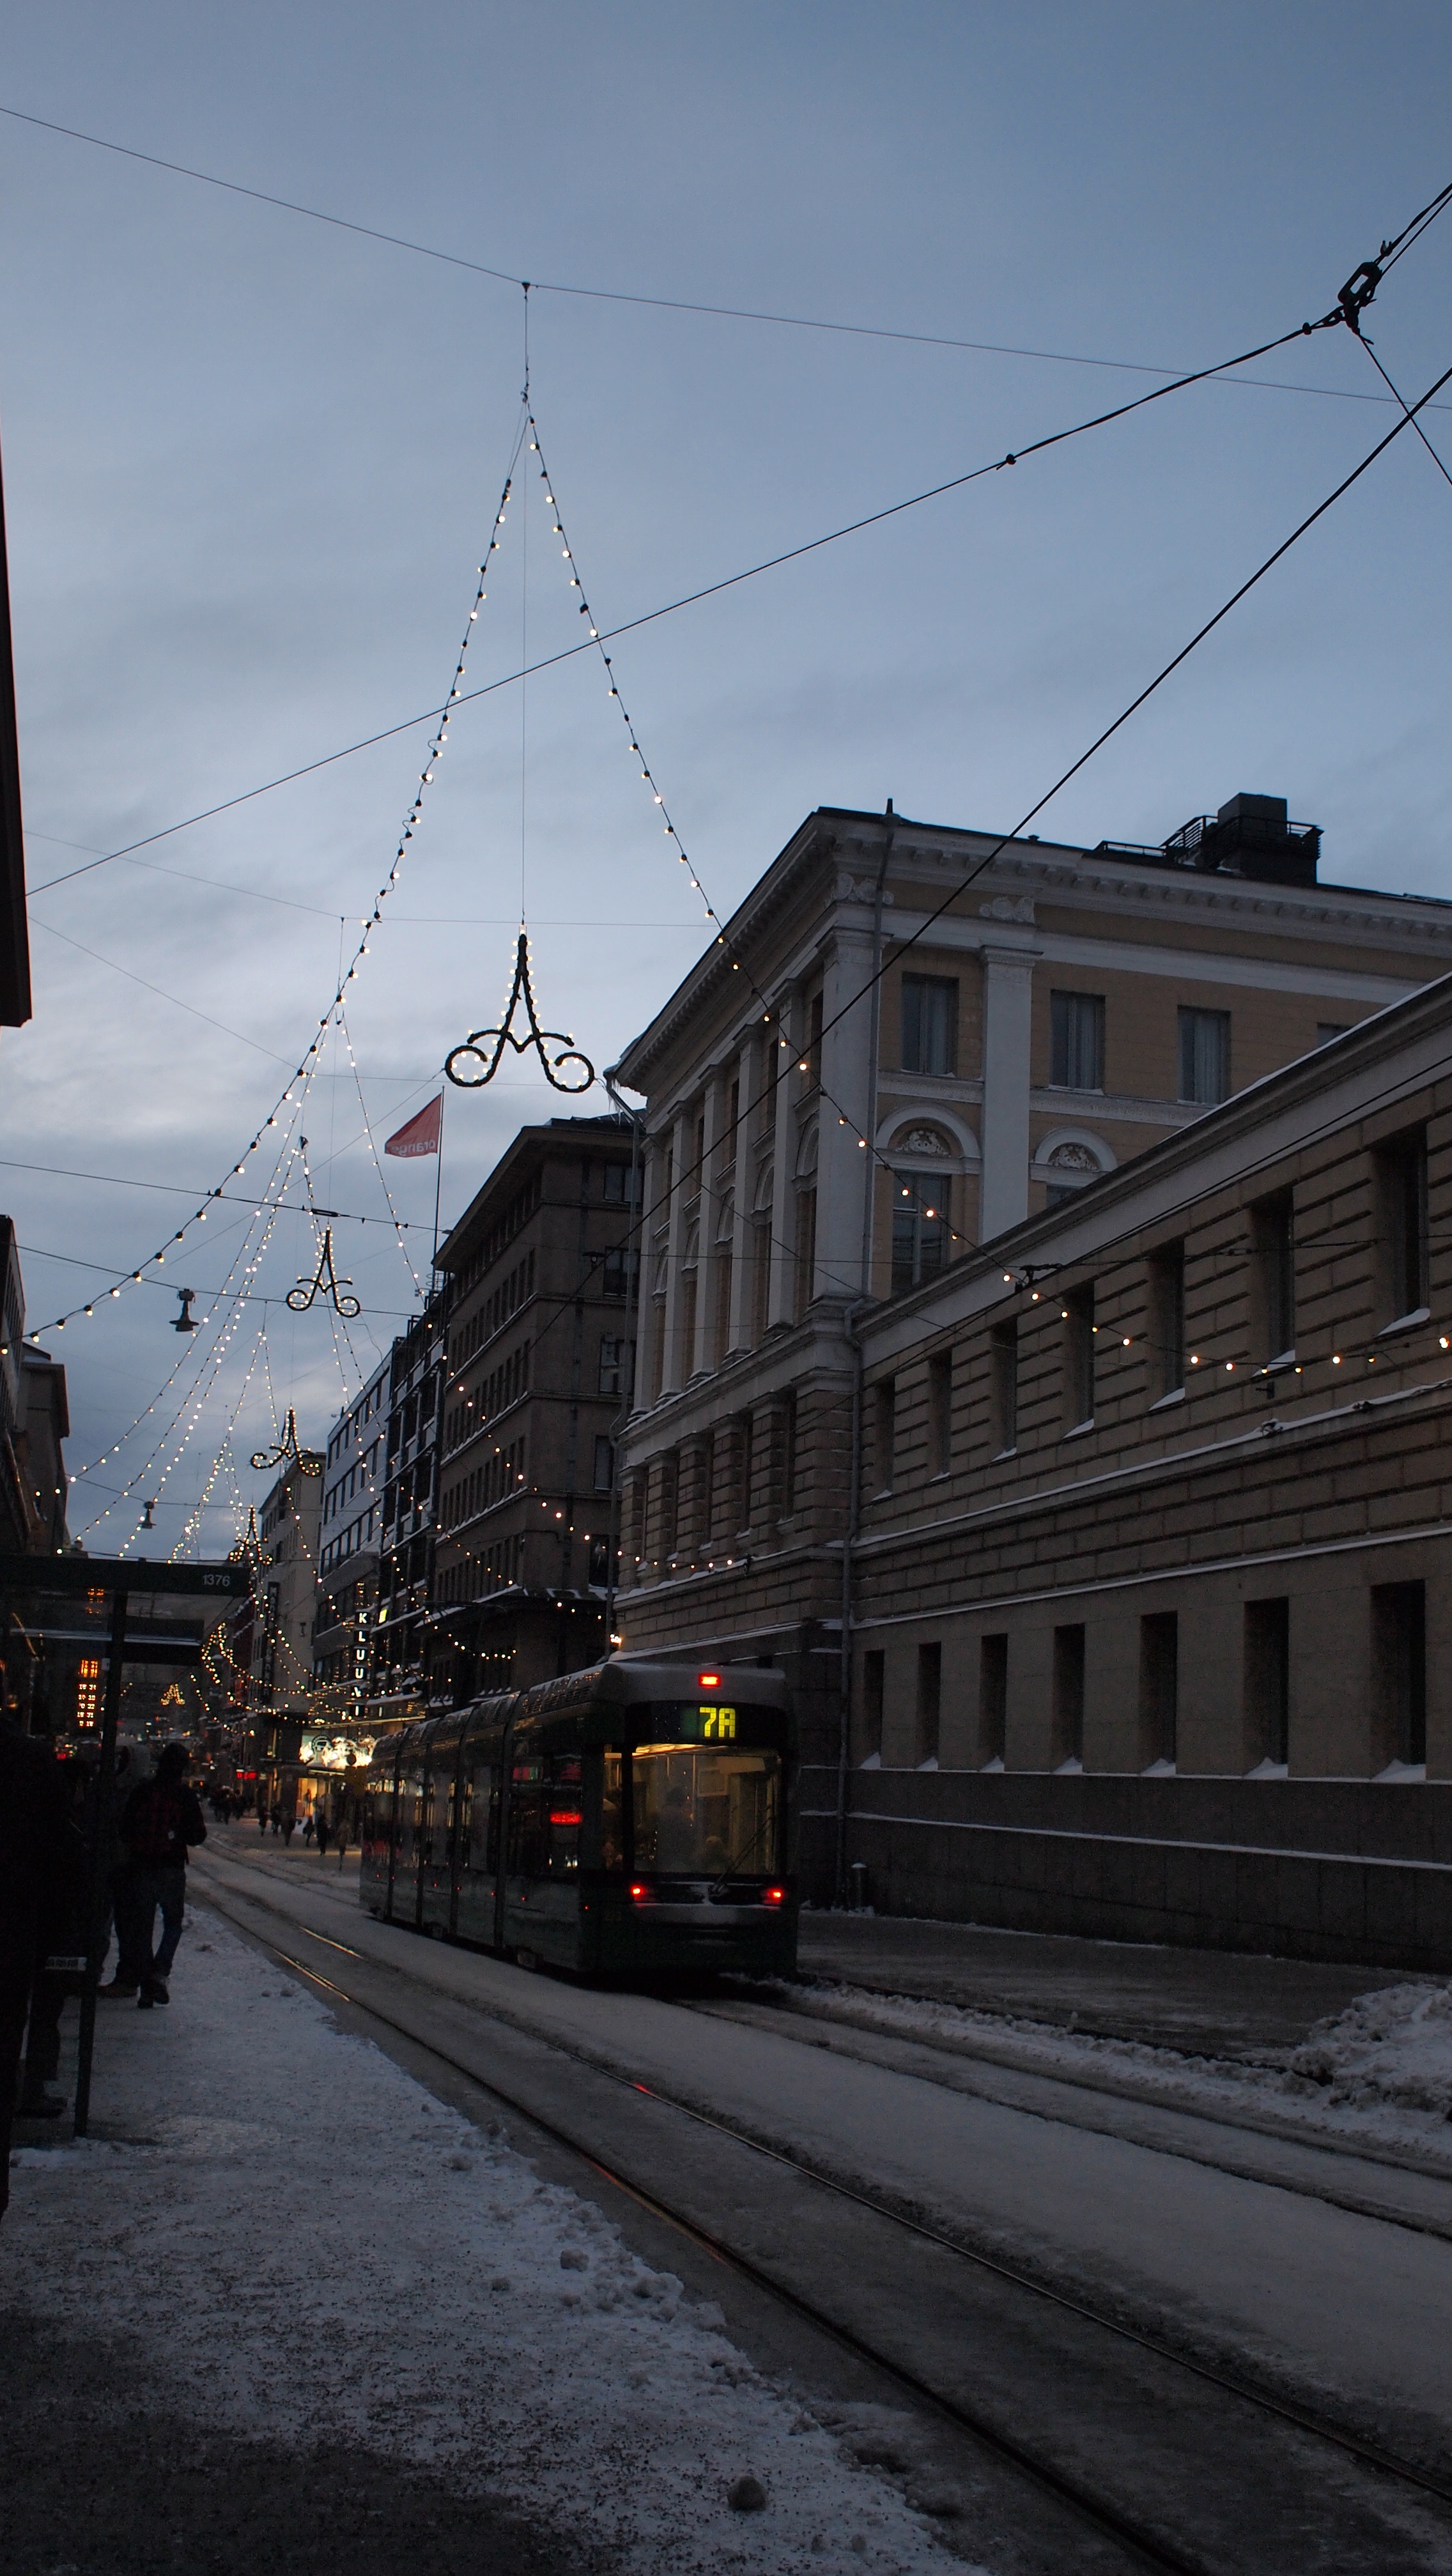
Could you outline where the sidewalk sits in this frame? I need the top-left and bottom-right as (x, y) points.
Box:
(4, 1904), (961, 2576)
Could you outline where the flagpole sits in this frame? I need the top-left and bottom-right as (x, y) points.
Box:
(431, 1087), (445, 1280)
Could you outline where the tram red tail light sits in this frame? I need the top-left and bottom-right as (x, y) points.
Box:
(549, 1811), (582, 1827)
(762, 1885), (787, 1907)
(628, 1881), (656, 1905)
(698, 1671), (722, 1689)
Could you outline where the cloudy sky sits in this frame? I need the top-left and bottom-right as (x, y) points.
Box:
(3, 0), (1450, 1552)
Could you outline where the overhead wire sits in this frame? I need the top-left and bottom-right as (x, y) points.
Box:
(3, 98), (1447, 411)
(25, 307), (1374, 907)
(445, 331), (1452, 1416)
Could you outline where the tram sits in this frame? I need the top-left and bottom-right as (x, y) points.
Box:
(359, 1656), (796, 1978)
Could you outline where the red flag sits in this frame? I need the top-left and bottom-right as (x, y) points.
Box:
(384, 1095), (442, 1159)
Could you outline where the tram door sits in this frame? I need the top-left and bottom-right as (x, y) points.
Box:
(500, 1751), (584, 1963)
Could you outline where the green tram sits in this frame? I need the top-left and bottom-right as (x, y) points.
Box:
(359, 1657), (796, 1978)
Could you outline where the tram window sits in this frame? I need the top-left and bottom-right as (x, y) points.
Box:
(601, 1751), (624, 1872)
(398, 1763), (426, 1860)
(461, 1762), (491, 1863)
(419, 1770), (440, 1866)
(508, 1781), (549, 1877)
(630, 1747), (780, 1878)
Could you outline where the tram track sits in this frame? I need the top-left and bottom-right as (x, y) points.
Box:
(194, 1853), (1452, 2576)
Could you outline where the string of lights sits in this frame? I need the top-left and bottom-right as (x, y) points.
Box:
(624, 335), (1452, 1289)
(171, 1322), (272, 1558)
(433, 316), (1452, 1427)
(27, 294), (1394, 914)
(109, 1146), (311, 1550)
(28, 429), (526, 1340)
(75, 1133), (307, 1538)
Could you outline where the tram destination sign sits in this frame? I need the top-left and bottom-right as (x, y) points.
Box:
(0, 1554), (247, 1600)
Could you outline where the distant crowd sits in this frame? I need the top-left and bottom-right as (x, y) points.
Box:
(3, 1723), (354, 2212)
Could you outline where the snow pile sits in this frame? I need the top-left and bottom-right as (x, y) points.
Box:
(6, 1913), (966, 2576)
(760, 1975), (1452, 2161)
(1285, 1982), (1452, 2117)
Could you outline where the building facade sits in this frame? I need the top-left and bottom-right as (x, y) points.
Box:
(613, 797), (1452, 1965)
(243, 1452), (323, 1814)
(427, 1114), (638, 1698)
(312, 1353), (389, 1728)
(371, 1289), (447, 1718)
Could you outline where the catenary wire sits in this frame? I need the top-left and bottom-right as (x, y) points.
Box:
(1357, 337), (1452, 490)
(7, 96), (1448, 414)
(25, 310), (1359, 903)
(440, 344), (1452, 1421)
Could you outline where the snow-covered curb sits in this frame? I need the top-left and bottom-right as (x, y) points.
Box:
(753, 1974), (1452, 2163)
(6, 1910), (975, 2575)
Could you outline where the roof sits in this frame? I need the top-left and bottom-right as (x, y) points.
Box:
(611, 800), (1452, 1099)
(435, 1114), (634, 1274)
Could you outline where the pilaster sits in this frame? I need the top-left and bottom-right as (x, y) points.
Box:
(980, 944), (1039, 1240)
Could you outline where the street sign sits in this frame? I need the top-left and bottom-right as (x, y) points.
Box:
(0, 1554), (247, 1600)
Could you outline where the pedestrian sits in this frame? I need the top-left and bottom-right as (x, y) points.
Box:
(281, 1812), (295, 1847)
(257, 1800), (268, 1836)
(1, 1717), (76, 2215)
(333, 1816), (348, 1866)
(302, 1814), (314, 1847)
(104, 1744), (207, 2007)
(314, 1814), (330, 1860)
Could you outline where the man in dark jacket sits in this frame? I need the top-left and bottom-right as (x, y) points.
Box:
(0, 1721), (75, 2216)
(104, 1744), (206, 2007)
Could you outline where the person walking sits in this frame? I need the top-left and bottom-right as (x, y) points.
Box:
(301, 1814), (314, 1847)
(107, 1745), (207, 2006)
(314, 1814), (330, 1860)
(281, 1811), (295, 1847)
(256, 1799), (268, 1836)
(1, 1717), (77, 2213)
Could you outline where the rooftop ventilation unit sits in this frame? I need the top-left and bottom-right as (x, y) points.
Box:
(1093, 793), (1320, 886)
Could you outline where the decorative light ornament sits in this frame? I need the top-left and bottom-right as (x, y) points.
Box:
(446, 928), (594, 1095)
(250, 1406), (321, 1475)
(287, 1226), (362, 1319)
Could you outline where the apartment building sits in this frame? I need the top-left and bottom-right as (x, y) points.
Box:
(311, 1351), (389, 1737)
(613, 796), (1452, 1965)
(371, 1290), (447, 1714)
(243, 1452), (323, 1814)
(428, 1114), (638, 1697)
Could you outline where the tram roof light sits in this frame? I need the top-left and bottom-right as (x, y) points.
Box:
(698, 1671), (722, 1688)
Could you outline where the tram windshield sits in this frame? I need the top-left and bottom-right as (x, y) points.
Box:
(630, 1745), (781, 1878)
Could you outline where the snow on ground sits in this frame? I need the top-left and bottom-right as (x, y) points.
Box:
(5, 1908), (975, 2576)
(764, 1974), (1452, 2163)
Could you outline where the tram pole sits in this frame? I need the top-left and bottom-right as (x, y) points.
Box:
(73, 1584), (128, 2138)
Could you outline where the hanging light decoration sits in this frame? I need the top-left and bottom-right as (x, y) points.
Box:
(447, 926), (594, 1094)
(286, 1226), (362, 1319)
(249, 1406), (322, 1476)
